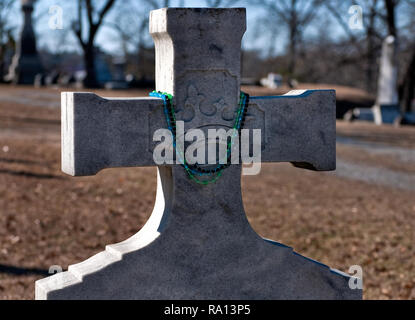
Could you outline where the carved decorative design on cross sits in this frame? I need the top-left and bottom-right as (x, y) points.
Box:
(180, 85), (201, 121)
(36, 8), (361, 300)
(179, 84), (243, 123)
(219, 98), (237, 121)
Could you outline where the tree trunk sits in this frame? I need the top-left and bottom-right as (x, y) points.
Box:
(288, 23), (298, 76)
(365, 3), (378, 94)
(0, 26), (4, 82)
(366, 33), (377, 93)
(400, 47), (415, 113)
(83, 44), (99, 88)
(0, 46), (4, 82)
(384, 0), (396, 37)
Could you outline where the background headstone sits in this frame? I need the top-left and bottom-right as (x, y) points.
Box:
(45, 71), (60, 87)
(373, 35), (400, 124)
(5, 0), (43, 84)
(260, 73), (283, 89)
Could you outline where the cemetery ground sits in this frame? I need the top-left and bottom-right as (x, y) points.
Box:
(0, 84), (414, 300)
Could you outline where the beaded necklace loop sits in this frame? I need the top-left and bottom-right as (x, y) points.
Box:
(150, 90), (250, 185)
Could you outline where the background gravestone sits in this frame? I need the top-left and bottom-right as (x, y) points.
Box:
(36, 8), (362, 300)
(5, 0), (43, 84)
(372, 35), (400, 125)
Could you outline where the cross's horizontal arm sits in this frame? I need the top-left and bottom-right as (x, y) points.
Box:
(62, 92), (164, 176)
(62, 90), (336, 176)
(247, 90), (336, 171)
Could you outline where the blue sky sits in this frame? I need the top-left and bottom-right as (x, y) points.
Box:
(29, 0), (275, 55)
(4, 0), (319, 56)
(9, 0), (404, 57)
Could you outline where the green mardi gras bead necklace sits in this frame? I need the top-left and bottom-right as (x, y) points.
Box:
(150, 91), (250, 185)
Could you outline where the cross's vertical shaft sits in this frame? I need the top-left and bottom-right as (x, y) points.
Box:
(149, 8), (250, 230)
(150, 8), (246, 130)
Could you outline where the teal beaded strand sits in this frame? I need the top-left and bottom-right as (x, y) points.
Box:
(150, 90), (249, 185)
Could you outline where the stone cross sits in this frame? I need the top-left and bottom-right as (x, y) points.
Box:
(373, 35), (400, 125)
(5, 0), (43, 84)
(36, 8), (361, 300)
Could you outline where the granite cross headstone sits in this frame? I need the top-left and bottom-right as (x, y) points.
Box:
(373, 35), (400, 124)
(36, 8), (361, 300)
(5, 0), (43, 84)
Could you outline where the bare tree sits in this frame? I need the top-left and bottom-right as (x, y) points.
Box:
(356, 0), (414, 115)
(106, 0), (170, 80)
(324, 0), (414, 114)
(0, 0), (15, 81)
(256, 0), (323, 76)
(72, 0), (117, 88)
(324, 0), (386, 93)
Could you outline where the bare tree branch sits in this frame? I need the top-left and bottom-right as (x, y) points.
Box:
(71, 0), (118, 87)
(96, 0), (117, 29)
(85, 0), (94, 27)
(254, 0), (324, 75)
(72, 0), (85, 49)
